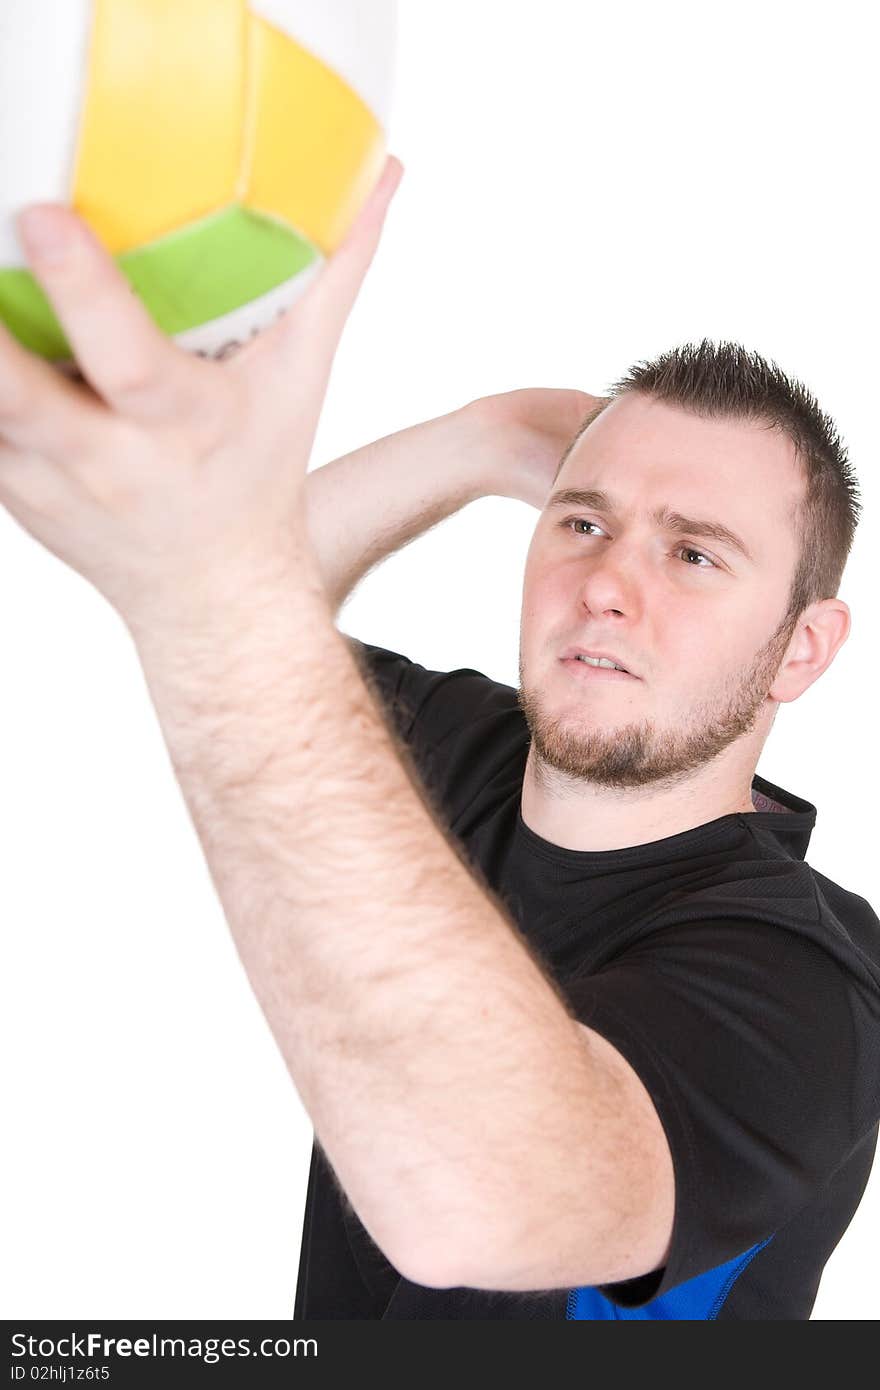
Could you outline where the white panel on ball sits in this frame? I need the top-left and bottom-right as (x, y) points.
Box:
(0, 0), (93, 267)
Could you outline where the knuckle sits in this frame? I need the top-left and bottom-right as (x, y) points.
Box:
(105, 359), (158, 402)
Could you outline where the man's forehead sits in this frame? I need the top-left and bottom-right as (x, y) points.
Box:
(571, 391), (801, 475)
(555, 395), (805, 561)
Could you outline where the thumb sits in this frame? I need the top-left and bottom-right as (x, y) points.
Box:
(291, 153), (404, 351)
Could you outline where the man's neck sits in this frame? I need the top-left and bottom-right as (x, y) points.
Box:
(519, 744), (761, 853)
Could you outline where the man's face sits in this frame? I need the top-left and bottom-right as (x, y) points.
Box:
(517, 393), (806, 790)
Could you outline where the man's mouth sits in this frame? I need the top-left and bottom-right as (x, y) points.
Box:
(560, 646), (639, 677)
(573, 654), (628, 672)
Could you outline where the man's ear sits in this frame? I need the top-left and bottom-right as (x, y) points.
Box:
(769, 599), (851, 704)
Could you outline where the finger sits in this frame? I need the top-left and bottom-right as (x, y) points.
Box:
(0, 316), (111, 463)
(15, 204), (212, 425)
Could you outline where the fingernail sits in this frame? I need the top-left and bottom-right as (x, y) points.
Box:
(17, 206), (74, 265)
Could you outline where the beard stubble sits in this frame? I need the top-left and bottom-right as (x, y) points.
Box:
(516, 612), (798, 792)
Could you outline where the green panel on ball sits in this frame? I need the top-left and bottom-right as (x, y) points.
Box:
(0, 266), (64, 357)
(119, 205), (319, 334)
(0, 204), (319, 360)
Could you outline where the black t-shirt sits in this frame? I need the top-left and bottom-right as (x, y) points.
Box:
(293, 640), (880, 1320)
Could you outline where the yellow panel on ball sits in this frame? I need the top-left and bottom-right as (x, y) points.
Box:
(73, 0), (245, 254)
(241, 13), (386, 255)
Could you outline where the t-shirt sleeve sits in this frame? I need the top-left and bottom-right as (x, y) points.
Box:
(563, 915), (880, 1309)
(344, 636), (490, 747)
(344, 636), (526, 829)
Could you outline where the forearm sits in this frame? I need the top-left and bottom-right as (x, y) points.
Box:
(131, 548), (592, 1288)
(305, 405), (492, 614)
(302, 387), (599, 614)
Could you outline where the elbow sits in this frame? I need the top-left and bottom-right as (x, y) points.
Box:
(385, 1230), (465, 1291)
(389, 1219), (516, 1293)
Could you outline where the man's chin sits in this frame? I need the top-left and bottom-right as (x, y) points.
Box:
(529, 728), (655, 784)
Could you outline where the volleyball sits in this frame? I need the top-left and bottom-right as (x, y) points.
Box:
(0, 0), (397, 367)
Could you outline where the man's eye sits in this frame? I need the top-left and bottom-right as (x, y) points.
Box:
(561, 519), (722, 567)
(677, 547), (716, 568)
(567, 519), (717, 567)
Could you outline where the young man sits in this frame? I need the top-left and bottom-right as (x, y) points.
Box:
(294, 341), (880, 1319)
(3, 167), (877, 1322)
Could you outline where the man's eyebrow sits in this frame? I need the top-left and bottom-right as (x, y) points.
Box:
(545, 488), (755, 563)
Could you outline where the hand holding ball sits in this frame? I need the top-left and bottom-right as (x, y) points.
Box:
(0, 0), (396, 370)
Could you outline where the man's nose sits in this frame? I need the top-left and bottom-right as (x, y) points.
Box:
(575, 544), (644, 620)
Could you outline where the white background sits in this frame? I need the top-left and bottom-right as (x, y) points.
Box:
(2, 0), (877, 1320)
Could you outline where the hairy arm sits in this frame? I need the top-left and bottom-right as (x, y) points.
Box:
(131, 529), (673, 1294)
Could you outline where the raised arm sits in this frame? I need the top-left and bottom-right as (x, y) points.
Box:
(304, 387), (601, 615)
(0, 172), (678, 1297)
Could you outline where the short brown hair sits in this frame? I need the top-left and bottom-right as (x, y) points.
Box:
(553, 339), (861, 630)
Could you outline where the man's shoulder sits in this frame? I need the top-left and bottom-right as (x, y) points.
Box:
(806, 864), (880, 975)
(345, 634), (522, 746)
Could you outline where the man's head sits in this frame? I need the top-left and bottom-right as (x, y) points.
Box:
(517, 340), (860, 792)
